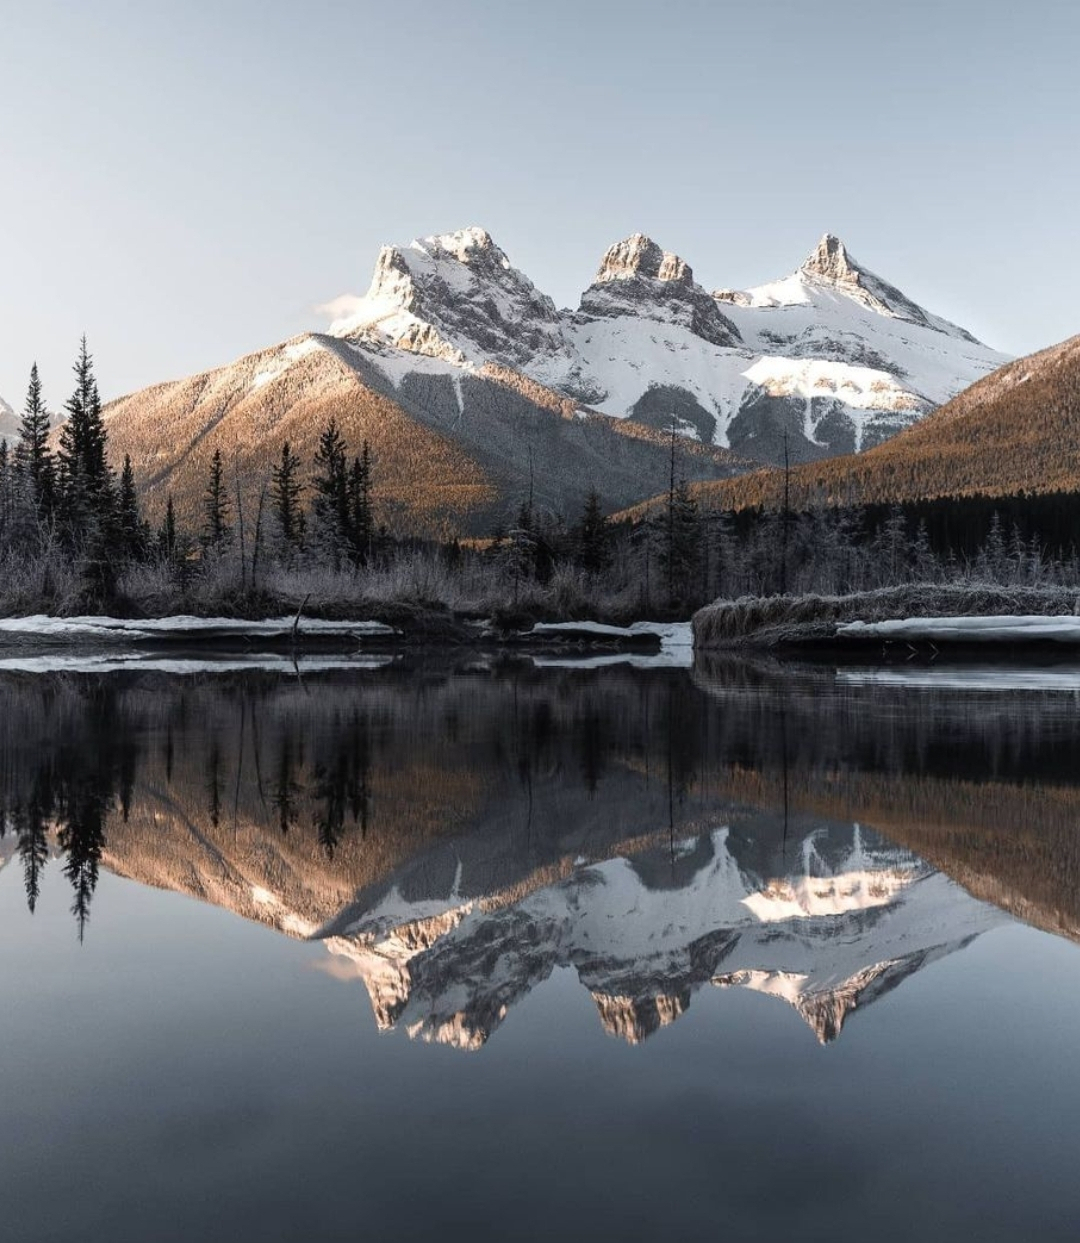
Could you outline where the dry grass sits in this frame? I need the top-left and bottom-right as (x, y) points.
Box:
(692, 582), (1080, 649)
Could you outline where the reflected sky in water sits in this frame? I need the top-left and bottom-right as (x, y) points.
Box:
(2, 659), (1080, 1242)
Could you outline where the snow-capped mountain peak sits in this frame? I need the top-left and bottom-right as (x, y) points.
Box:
(718, 232), (980, 343)
(330, 225), (569, 370)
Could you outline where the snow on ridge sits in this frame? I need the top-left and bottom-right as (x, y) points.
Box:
(250, 335), (325, 390)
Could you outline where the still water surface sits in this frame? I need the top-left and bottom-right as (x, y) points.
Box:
(2, 657), (1079, 1241)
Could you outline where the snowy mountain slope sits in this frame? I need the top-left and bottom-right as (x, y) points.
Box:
(327, 227), (1007, 465)
(328, 226), (574, 372)
(0, 393), (16, 439)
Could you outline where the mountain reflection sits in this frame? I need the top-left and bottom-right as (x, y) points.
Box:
(1, 661), (1079, 1044)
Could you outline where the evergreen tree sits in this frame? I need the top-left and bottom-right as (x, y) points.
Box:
(347, 442), (373, 563)
(0, 440), (9, 539)
(0, 438), (39, 554)
(15, 362), (55, 514)
(978, 512), (1009, 582)
(201, 448), (231, 548)
(17, 811), (50, 915)
(661, 477), (702, 610)
(312, 418), (349, 560)
(573, 487), (611, 573)
(271, 441), (304, 549)
(158, 495), (177, 561)
(873, 506), (909, 586)
(57, 336), (113, 536)
(912, 518), (937, 582)
(117, 455), (143, 559)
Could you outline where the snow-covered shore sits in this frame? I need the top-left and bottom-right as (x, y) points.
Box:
(0, 614), (693, 672)
(693, 585), (1080, 652)
(838, 615), (1080, 644)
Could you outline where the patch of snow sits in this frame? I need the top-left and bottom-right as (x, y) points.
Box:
(838, 615), (1080, 644)
(0, 614), (397, 640)
(528, 621), (693, 668)
(0, 654), (394, 675)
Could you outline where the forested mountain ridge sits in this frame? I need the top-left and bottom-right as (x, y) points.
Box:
(626, 333), (1080, 516)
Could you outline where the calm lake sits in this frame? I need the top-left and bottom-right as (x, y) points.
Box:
(2, 656), (1079, 1242)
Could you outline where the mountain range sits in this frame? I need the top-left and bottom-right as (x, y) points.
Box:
(98, 226), (1005, 533)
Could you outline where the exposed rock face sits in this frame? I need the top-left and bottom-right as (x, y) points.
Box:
(579, 233), (742, 349)
(593, 233), (694, 285)
(801, 232), (863, 285)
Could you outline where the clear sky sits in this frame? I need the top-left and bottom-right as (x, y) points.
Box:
(1, 0), (1078, 409)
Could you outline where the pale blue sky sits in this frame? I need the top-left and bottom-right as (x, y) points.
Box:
(1, 0), (1077, 408)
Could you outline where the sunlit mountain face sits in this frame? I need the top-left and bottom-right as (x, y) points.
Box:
(3, 661), (1079, 1053)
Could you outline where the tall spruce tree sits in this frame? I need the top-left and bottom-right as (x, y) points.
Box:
(347, 441), (373, 564)
(57, 337), (113, 538)
(158, 495), (178, 561)
(271, 441), (304, 549)
(312, 418), (349, 560)
(16, 363), (55, 514)
(117, 455), (143, 559)
(661, 477), (701, 611)
(201, 448), (231, 548)
(573, 487), (611, 573)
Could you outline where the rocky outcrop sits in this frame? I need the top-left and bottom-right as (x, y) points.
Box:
(332, 226), (572, 371)
(580, 233), (742, 349)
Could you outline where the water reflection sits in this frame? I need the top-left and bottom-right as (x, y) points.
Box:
(1, 659), (1078, 1045)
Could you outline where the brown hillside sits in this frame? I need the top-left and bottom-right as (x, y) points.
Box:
(99, 334), (749, 538)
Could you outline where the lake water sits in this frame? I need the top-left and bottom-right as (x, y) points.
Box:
(2, 656), (1080, 1242)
